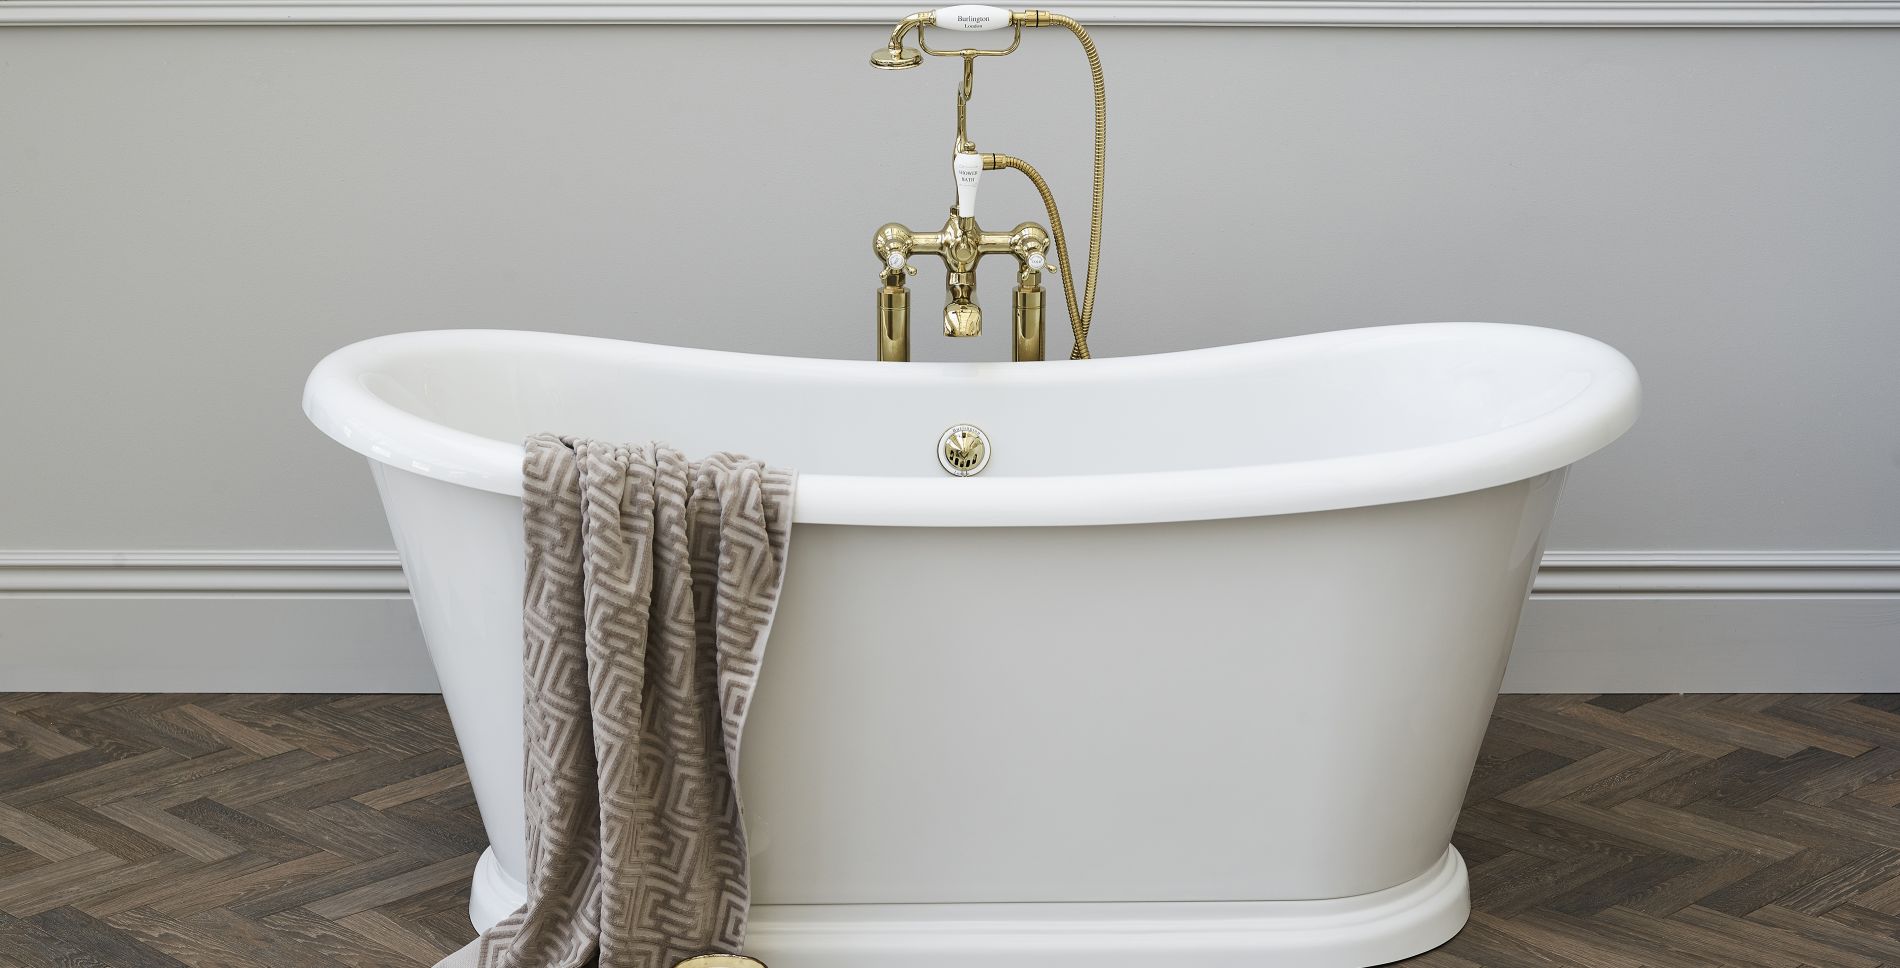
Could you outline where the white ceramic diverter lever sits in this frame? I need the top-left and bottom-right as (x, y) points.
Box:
(954, 151), (982, 218)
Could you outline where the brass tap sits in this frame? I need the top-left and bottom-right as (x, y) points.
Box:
(871, 210), (1050, 362)
(866, 47), (1052, 362)
(867, 6), (1108, 362)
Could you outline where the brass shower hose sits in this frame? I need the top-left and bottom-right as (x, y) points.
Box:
(989, 12), (1105, 360)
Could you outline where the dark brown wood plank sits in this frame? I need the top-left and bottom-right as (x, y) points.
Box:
(0, 694), (476, 964)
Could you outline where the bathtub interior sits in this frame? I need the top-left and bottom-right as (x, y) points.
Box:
(355, 324), (1610, 479)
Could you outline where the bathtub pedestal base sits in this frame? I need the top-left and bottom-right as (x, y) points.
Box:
(468, 845), (1468, 967)
(468, 848), (527, 931)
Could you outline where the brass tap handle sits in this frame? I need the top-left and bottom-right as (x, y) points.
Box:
(872, 222), (920, 287)
(1007, 221), (1050, 269)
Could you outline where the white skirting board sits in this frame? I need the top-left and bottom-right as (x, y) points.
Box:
(1506, 598), (1900, 694)
(1, 550), (1896, 693)
(0, 596), (440, 693)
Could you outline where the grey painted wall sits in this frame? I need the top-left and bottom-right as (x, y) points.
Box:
(1, 24), (1896, 690)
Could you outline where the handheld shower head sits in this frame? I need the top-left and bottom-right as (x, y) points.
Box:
(870, 9), (934, 69)
(870, 6), (1023, 73)
(871, 44), (924, 69)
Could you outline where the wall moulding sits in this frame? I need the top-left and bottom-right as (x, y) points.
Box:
(3, 1), (1900, 28)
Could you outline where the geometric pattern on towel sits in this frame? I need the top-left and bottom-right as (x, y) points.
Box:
(467, 437), (794, 968)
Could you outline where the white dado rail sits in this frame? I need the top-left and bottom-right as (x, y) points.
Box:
(2, 0), (1899, 27)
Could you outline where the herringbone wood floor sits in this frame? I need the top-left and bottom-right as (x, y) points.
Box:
(9, 695), (1900, 965)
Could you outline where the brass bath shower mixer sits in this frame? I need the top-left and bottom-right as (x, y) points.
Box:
(868, 5), (1107, 362)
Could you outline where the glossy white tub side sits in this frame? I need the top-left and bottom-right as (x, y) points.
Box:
(749, 476), (1563, 905)
(370, 461), (528, 879)
(370, 459), (1562, 902)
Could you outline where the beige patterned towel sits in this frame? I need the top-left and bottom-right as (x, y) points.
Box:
(437, 437), (794, 968)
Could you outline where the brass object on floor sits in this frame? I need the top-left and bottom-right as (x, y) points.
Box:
(867, 8), (1107, 362)
(673, 956), (768, 968)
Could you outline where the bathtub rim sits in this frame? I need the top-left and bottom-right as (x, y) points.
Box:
(302, 321), (1638, 528)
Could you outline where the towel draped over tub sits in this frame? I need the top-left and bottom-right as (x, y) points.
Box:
(438, 436), (795, 968)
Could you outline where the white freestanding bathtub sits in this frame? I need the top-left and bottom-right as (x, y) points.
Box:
(303, 322), (1637, 967)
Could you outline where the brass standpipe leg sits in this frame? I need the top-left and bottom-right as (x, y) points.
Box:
(1013, 281), (1044, 362)
(877, 283), (911, 362)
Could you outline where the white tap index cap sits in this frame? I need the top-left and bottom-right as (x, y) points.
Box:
(954, 152), (983, 218)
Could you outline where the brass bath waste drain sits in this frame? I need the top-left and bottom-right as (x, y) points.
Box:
(939, 423), (991, 476)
